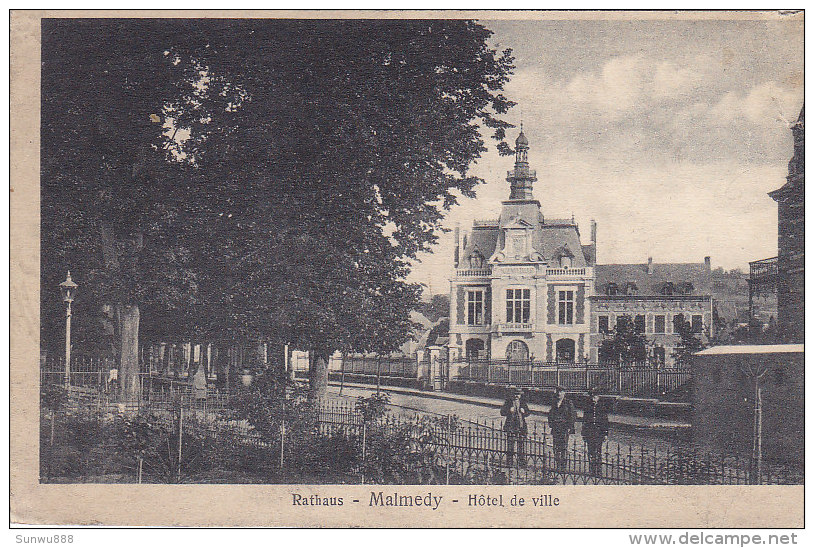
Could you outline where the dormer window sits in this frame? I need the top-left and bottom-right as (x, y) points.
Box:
(469, 250), (484, 269)
(554, 244), (575, 269)
(678, 282), (694, 295)
(625, 282), (638, 295)
(660, 282), (675, 296)
(606, 282), (619, 296)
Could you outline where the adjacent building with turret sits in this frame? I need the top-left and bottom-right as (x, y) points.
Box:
(769, 105), (805, 343)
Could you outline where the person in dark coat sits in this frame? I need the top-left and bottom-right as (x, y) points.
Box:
(501, 388), (531, 466)
(548, 386), (575, 468)
(582, 387), (610, 476)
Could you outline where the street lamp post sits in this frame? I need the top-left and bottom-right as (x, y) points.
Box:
(59, 272), (78, 389)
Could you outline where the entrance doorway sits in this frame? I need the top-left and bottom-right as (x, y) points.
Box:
(465, 338), (485, 360)
(505, 340), (529, 362)
(556, 338), (575, 363)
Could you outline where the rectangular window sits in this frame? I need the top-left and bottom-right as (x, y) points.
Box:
(506, 289), (530, 324)
(598, 315), (609, 334)
(673, 313), (685, 333)
(654, 315), (666, 334)
(466, 289), (484, 326)
(692, 314), (703, 333)
(558, 290), (574, 325)
(654, 346), (666, 365)
(635, 314), (646, 333)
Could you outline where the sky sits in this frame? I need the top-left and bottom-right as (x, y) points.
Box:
(407, 15), (803, 295)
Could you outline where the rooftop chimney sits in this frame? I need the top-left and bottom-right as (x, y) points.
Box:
(590, 220), (597, 244)
(704, 256), (711, 270)
(462, 232), (468, 252)
(647, 257), (653, 274)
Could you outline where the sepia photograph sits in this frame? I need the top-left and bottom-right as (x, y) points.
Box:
(10, 9), (804, 528)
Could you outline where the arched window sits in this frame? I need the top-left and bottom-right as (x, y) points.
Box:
(465, 338), (485, 360)
(505, 340), (529, 363)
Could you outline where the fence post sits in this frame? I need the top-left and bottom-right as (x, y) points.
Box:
(280, 419), (286, 472)
(361, 422), (367, 484)
(339, 352), (346, 396)
(657, 369), (662, 396)
(176, 403), (183, 484)
(376, 354), (381, 393)
(446, 414), (451, 485)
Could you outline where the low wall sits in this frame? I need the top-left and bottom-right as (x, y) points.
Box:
(445, 381), (691, 422)
(692, 345), (804, 465)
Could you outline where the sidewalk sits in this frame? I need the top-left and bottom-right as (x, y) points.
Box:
(328, 381), (691, 431)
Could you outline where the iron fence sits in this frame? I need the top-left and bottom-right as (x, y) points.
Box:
(453, 360), (691, 398)
(42, 392), (797, 485)
(315, 401), (790, 485)
(339, 354), (419, 378)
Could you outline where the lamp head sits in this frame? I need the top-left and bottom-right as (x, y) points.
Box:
(59, 271), (78, 303)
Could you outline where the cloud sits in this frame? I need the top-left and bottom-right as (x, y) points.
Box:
(652, 61), (703, 101)
(709, 81), (802, 126)
(523, 55), (706, 121)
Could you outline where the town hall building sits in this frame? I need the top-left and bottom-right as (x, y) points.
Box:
(449, 130), (712, 367)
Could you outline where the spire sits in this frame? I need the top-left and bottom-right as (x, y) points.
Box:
(506, 128), (537, 200)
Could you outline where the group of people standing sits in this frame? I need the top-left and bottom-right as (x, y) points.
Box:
(500, 386), (610, 476)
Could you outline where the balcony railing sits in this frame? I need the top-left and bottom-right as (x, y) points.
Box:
(497, 322), (534, 332)
(749, 256), (778, 282)
(546, 267), (587, 276)
(456, 267), (492, 277)
(507, 169), (537, 179)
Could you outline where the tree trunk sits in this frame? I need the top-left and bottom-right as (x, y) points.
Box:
(119, 304), (141, 399)
(309, 348), (330, 400)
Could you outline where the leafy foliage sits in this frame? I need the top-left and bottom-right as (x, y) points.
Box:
(40, 384), (66, 413)
(599, 316), (648, 364)
(41, 20), (516, 394)
(417, 294), (451, 323)
(355, 392), (391, 422)
(672, 320), (706, 366)
(223, 369), (318, 460)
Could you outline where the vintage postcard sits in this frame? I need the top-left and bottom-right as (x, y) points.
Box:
(10, 10), (805, 528)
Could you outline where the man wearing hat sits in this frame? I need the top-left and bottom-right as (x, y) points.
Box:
(547, 386), (576, 468)
(582, 387), (611, 476)
(500, 388), (531, 466)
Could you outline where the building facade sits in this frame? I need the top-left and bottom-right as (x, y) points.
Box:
(591, 259), (713, 367)
(768, 105), (804, 343)
(449, 130), (595, 364)
(449, 131), (713, 367)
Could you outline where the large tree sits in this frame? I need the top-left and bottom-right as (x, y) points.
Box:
(41, 20), (216, 396)
(42, 19), (515, 398)
(172, 20), (515, 396)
